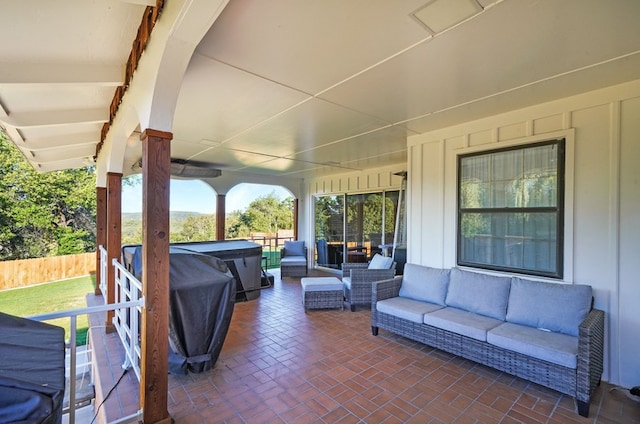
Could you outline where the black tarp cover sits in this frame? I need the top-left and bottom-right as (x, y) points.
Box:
(167, 249), (236, 375)
(0, 312), (65, 424)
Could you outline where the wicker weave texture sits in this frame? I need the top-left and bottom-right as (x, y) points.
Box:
(280, 247), (308, 277)
(344, 268), (396, 309)
(281, 264), (307, 277)
(371, 277), (605, 416)
(303, 289), (344, 311)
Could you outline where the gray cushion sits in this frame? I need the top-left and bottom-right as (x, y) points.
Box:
(368, 253), (393, 270)
(376, 297), (443, 323)
(280, 256), (306, 266)
(398, 263), (450, 305)
(506, 278), (592, 337)
(284, 240), (305, 257)
(445, 268), (511, 320)
(423, 307), (504, 341)
(487, 322), (578, 368)
(301, 277), (342, 291)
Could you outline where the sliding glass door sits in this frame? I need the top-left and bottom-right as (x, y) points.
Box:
(314, 195), (344, 269)
(314, 191), (399, 268)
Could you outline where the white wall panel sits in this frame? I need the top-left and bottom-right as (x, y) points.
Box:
(308, 164), (405, 196)
(619, 96), (640, 388)
(416, 141), (445, 267)
(469, 129), (494, 147)
(533, 114), (564, 135)
(498, 121), (528, 141)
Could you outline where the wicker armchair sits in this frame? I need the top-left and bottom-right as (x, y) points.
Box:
(342, 254), (395, 311)
(280, 240), (308, 278)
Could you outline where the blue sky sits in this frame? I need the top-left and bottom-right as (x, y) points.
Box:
(121, 178), (291, 214)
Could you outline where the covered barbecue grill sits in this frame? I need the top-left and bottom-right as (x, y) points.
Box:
(166, 248), (235, 374)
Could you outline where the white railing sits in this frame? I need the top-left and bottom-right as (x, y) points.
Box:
(26, 248), (146, 423)
(98, 245), (143, 379)
(99, 245), (108, 296)
(30, 300), (144, 424)
(112, 257), (144, 381)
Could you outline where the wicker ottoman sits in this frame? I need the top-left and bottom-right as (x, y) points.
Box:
(300, 277), (344, 312)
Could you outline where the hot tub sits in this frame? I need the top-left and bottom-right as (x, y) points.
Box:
(123, 239), (263, 301)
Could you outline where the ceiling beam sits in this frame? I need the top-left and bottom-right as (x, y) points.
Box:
(36, 158), (89, 173)
(4, 108), (107, 128)
(25, 144), (97, 162)
(0, 63), (122, 86)
(23, 132), (100, 149)
(0, 100), (26, 145)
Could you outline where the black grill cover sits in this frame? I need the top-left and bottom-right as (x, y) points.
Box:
(0, 312), (65, 424)
(167, 249), (236, 374)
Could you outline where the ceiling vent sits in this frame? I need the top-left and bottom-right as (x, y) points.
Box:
(412, 0), (483, 34)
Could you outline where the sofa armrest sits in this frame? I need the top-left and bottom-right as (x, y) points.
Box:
(349, 268), (396, 285)
(576, 308), (605, 407)
(372, 276), (402, 303)
(341, 262), (368, 276)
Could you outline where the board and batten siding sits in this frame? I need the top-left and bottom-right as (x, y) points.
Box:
(407, 79), (640, 388)
(308, 166), (405, 196)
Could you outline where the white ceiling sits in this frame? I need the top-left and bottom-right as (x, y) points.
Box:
(2, 0), (640, 179)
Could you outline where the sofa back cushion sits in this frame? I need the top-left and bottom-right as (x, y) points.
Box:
(368, 253), (394, 270)
(506, 278), (592, 337)
(284, 240), (305, 257)
(446, 268), (511, 320)
(398, 263), (450, 305)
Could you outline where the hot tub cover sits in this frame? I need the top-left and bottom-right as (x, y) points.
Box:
(0, 312), (66, 424)
(167, 249), (236, 374)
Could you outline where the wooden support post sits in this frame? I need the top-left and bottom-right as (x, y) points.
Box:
(293, 198), (299, 241)
(139, 129), (172, 424)
(95, 186), (107, 295)
(105, 173), (122, 332)
(216, 194), (226, 240)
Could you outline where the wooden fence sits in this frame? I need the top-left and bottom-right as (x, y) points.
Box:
(0, 252), (95, 291)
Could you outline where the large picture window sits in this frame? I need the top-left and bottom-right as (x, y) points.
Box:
(457, 140), (565, 278)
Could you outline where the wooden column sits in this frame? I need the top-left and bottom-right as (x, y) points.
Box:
(293, 198), (299, 240)
(139, 129), (172, 424)
(216, 194), (226, 240)
(95, 186), (107, 295)
(105, 173), (122, 332)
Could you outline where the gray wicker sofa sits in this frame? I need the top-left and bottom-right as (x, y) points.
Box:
(371, 264), (604, 417)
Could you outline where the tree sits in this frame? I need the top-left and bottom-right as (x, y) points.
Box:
(0, 132), (96, 259)
(177, 214), (216, 242)
(225, 193), (293, 238)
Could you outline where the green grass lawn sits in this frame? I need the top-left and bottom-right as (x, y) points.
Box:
(0, 275), (95, 346)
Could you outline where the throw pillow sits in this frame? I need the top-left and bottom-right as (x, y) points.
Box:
(368, 253), (393, 270)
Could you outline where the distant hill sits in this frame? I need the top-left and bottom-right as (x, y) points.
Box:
(122, 211), (205, 222)
(121, 211), (210, 245)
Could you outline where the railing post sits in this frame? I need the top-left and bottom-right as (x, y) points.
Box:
(69, 316), (77, 424)
(106, 172), (122, 333)
(95, 187), (107, 295)
(99, 246), (108, 298)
